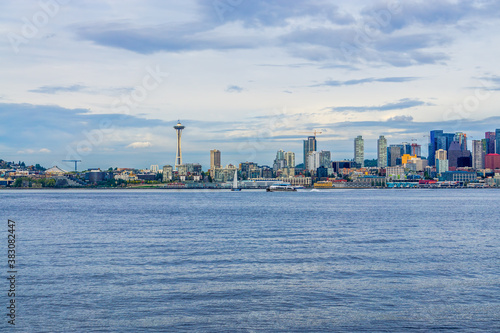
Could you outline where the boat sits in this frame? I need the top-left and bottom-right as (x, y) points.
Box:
(231, 170), (241, 191)
(266, 183), (297, 192)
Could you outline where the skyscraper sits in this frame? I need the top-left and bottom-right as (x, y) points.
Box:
(472, 140), (484, 169)
(307, 151), (321, 171)
(388, 145), (402, 166)
(210, 149), (221, 171)
(435, 149), (448, 174)
(173, 121), (185, 170)
(496, 129), (500, 154)
(377, 135), (387, 168)
(411, 143), (421, 157)
(485, 132), (496, 154)
(303, 136), (317, 170)
(319, 150), (331, 168)
(454, 132), (467, 151)
(284, 152), (295, 168)
(354, 136), (364, 167)
(273, 150), (286, 172)
(435, 149), (447, 161)
(428, 130), (455, 166)
(448, 141), (472, 168)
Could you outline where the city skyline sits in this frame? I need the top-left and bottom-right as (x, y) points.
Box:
(2, 1), (500, 170)
(2, 121), (500, 171)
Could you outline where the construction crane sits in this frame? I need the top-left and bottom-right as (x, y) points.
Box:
(301, 130), (323, 137)
(62, 160), (82, 172)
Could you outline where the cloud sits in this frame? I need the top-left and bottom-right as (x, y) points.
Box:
(361, 0), (500, 33)
(16, 148), (52, 154)
(75, 21), (260, 54)
(329, 99), (426, 113)
(29, 85), (87, 94)
(387, 115), (414, 122)
(28, 84), (133, 95)
(126, 142), (152, 149)
(0, 103), (170, 157)
(69, 1), (498, 68)
(200, 0), (355, 27)
(313, 76), (418, 87)
(225, 85), (243, 93)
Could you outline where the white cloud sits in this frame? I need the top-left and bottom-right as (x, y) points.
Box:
(15, 148), (51, 154)
(126, 141), (152, 149)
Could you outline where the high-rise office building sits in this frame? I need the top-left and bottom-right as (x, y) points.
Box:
(303, 136), (317, 170)
(428, 130), (455, 166)
(210, 149), (221, 178)
(273, 150), (287, 172)
(496, 129), (500, 154)
(448, 141), (472, 168)
(284, 152), (295, 168)
(354, 136), (364, 167)
(485, 132), (496, 154)
(435, 149), (448, 174)
(276, 149), (285, 161)
(319, 150), (331, 168)
(210, 149), (221, 170)
(472, 140), (484, 169)
(454, 132), (467, 151)
(411, 143), (421, 157)
(388, 145), (402, 166)
(435, 149), (447, 161)
(377, 136), (387, 168)
(307, 151), (321, 171)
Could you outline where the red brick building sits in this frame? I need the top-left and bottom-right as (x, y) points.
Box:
(485, 154), (500, 169)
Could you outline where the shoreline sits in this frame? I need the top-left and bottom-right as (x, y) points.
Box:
(1, 187), (498, 191)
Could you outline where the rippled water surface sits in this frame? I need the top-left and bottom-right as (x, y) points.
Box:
(1, 189), (499, 332)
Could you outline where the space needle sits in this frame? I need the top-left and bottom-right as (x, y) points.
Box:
(174, 121), (185, 170)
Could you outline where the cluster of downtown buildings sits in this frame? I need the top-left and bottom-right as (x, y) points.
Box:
(161, 125), (500, 188)
(1, 124), (500, 189)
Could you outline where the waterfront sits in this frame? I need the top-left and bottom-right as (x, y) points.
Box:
(1, 189), (499, 332)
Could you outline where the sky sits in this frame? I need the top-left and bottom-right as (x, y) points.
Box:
(1, 0), (500, 171)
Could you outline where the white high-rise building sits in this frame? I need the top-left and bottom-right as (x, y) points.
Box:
(377, 136), (387, 168)
(472, 140), (484, 169)
(307, 151), (321, 171)
(354, 135), (364, 167)
(284, 152), (295, 168)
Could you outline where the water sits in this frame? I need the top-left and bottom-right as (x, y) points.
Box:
(1, 189), (499, 332)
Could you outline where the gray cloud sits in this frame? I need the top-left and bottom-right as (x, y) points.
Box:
(225, 85), (244, 93)
(361, 0), (500, 33)
(387, 115), (414, 122)
(71, 1), (497, 68)
(199, 0), (355, 27)
(329, 99), (426, 113)
(29, 85), (87, 94)
(75, 22), (260, 54)
(313, 76), (418, 87)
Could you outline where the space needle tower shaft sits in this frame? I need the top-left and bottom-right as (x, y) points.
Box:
(174, 121), (185, 169)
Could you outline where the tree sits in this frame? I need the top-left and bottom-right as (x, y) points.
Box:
(13, 178), (24, 187)
(35, 164), (46, 171)
(44, 178), (56, 187)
